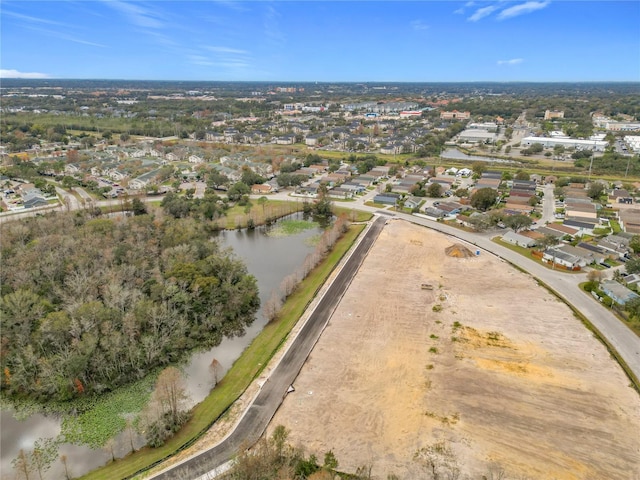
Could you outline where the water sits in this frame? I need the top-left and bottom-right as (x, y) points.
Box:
(0, 214), (322, 479)
(440, 147), (516, 164)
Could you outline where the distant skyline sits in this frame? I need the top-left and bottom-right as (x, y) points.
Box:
(1, 1), (639, 82)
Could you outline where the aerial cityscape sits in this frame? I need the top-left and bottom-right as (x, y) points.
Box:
(1, 1), (639, 480)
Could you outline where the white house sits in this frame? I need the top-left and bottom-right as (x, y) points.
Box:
(502, 230), (537, 248)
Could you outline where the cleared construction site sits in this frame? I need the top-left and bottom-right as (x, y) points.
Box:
(270, 220), (640, 479)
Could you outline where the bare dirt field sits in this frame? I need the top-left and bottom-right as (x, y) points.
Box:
(269, 219), (640, 479)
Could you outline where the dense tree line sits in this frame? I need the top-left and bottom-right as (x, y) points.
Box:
(0, 211), (259, 403)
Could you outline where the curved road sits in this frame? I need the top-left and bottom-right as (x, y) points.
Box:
(152, 217), (387, 480)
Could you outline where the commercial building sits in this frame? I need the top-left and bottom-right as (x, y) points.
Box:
(440, 110), (470, 120)
(457, 129), (497, 144)
(544, 110), (565, 120)
(522, 136), (607, 152)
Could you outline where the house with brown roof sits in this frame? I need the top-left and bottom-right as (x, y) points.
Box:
(251, 184), (273, 194)
(618, 209), (640, 233)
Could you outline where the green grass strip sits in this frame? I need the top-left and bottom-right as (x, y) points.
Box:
(80, 224), (366, 480)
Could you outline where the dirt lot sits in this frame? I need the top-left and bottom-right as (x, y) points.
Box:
(269, 219), (640, 479)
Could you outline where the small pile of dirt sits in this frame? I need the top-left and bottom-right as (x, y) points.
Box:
(445, 243), (475, 258)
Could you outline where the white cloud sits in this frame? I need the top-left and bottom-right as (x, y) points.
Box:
(411, 20), (429, 31)
(24, 25), (106, 47)
(3, 10), (68, 27)
(497, 58), (524, 65)
(106, 0), (164, 28)
(468, 5), (499, 22)
(206, 46), (249, 55)
(187, 55), (248, 68)
(264, 5), (285, 45)
(190, 44), (252, 69)
(0, 69), (50, 79)
(209, 0), (249, 12)
(497, 1), (550, 20)
(454, 8), (465, 15)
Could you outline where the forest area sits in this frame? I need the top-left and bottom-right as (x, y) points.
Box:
(0, 210), (260, 404)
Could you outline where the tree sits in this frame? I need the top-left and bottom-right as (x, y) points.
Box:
(60, 454), (71, 480)
(131, 198), (148, 216)
(145, 366), (190, 447)
(503, 214), (533, 232)
(209, 358), (222, 386)
(12, 449), (32, 480)
(11, 439), (57, 480)
(257, 196), (268, 213)
(470, 188), (498, 211)
(227, 182), (250, 202)
(207, 171), (229, 190)
(587, 182), (606, 200)
(155, 367), (188, 425)
(471, 162), (486, 176)
(528, 143), (544, 154)
(427, 183), (443, 198)
(271, 425), (289, 459)
(467, 214), (492, 232)
(240, 168), (265, 186)
(587, 269), (604, 289)
(514, 171), (530, 181)
(625, 296), (640, 319)
(625, 257), (640, 275)
(538, 233), (560, 251)
(629, 235), (640, 254)
(538, 234), (560, 268)
(313, 185), (333, 219)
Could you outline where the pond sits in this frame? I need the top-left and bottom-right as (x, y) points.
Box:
(0, 214), (324, 479)
(440, 147), (516, 164)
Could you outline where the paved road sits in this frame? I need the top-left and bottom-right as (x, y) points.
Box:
(55, 186), (80, 211)
(152, 217), (387, 480)
(538, 182), (555, 225)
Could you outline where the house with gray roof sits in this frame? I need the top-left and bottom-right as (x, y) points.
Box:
(373, 193), (400, 206)
(542, 248), (584, 269)
(601, 280), (640, 305)
(23, 189), (48, 209)
(502, 230), (537, 248)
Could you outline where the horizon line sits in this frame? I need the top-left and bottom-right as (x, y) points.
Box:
(2, 78), (639, 84)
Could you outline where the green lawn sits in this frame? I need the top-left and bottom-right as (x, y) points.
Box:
(221, 200), (302, 229)
(333, 206), (373, 223)
(80, 224), (366, 480)
(493, 238), (586, 274)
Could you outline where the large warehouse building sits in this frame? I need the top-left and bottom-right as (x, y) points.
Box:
(522, 136), (608, 152)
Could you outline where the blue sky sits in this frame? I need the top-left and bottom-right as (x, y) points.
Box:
(1, 1), (639, 82)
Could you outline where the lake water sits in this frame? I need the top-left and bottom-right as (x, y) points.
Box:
(0, 214), (323, 479)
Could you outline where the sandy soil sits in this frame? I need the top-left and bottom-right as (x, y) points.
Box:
(269, 219), (640, 480)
